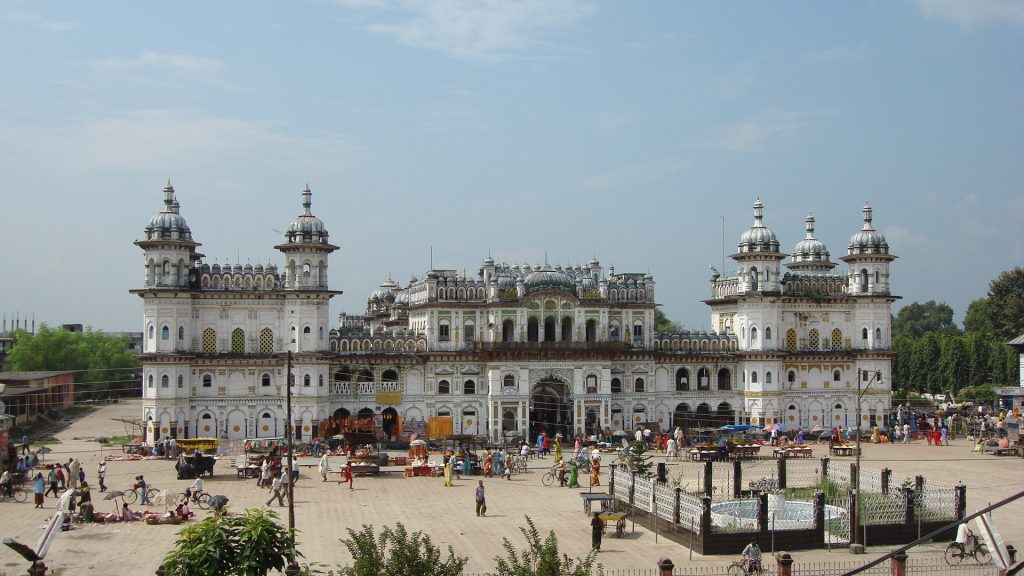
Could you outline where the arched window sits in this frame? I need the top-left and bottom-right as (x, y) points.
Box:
(262, 373), (271, 387)
(178, 326), (184, 340)
(585, 375), (598, 394)
(231, 328), (245, 353)
(202, 328), (216, 353)
(785, 328), (797, 351)
(303, 374), (311, 387)
(875, 328), (882, 342)
(161, 326), (170, 340)
(202, 374), (212, 388)
(611, 378), (622, 394)
(464, 379), (476, 395)
(148, 325), (155, 339)
(609, 321), (620, 342)
(503, 374), (515, 388)
(717, 368), (731, 391)
(750, 327), (758, 346)
(502, 319), (514, 342)
(833, 370), (842, 382)
(177, 375), (183, 388)
(697, 368), (710, 390)
(543, 316), (556, 342)
(862, 328), (868, 340)
(319, 326), (324, 340)
(303, 325), (311, 334)
(831, 328), (843, 350)
(860, 269), (869, 292)
(875, 271), (880, 284)
(561, 317), (572, 342)
(808, 328), (820, 351)
(676, 368), (690, 391)
(438, 379), (450, 394)
(147, 375), (154, 388)
(765, 327), (772, 342)
(634, 378), (645, 393)
(161, 375), (169, 388)
(750, 267), (759, 291)
(318, 374), (324, 387)
(260, 328), (274, 353)
(765, 372), (772, 384)
(788, 370), (796, 384)
(750, 371), (759, 384)
(585, 319), (597, 342)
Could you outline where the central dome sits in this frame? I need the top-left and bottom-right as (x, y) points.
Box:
(524, 266), (576, 293)
(284, 185), (328, 243)
(793, 213), (829, 262)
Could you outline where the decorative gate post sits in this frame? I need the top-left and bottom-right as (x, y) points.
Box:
(777, 456), (787, 489)
(704, 460), (713, 498)
(733, 459), (742, 498)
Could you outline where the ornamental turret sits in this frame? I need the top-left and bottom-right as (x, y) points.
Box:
(135, 181), (203, 289)
(840, 203), (896, 295)
(275, 185), (339, 290)
(732, 198), (786, 294)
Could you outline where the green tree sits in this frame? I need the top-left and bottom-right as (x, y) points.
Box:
(654, 308), (684, 334)
(159, 508), (299, 576)
(910, 333), (941, 392)
(337, 523), (467, 576)
(940, 335), (970, 395)
(491, 516), (602, 576)
(963, 298), (993, 334)
(892, 301), (959, 340)
(624, 439), (654, 477)
(966, 332), (991, 388)
(892, 337), (914, 392)
(5, 325), (139, 396)
(985, 267), (1024, 342)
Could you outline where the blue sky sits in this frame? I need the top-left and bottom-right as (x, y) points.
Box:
(1, 0), (1022, 334)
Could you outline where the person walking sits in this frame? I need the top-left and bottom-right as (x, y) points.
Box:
(475, 480), (486, 516)
(69, 458), (81, 490)
(590, 452), (601, 487)
(902, 422), (910, 444)
(97, 461), (107, 492)
(45, 466), (59, 497)
(443, 457), (453, 487)
(591, 512), (605, 551)
(266, 473), (285, 507)
(33, 472), (45, 508)
(340, 461), (353, 490)
(568, 460), (580, 488)
(22, 435), (30, 456)
(138, 475), (152, 505)
(317, 450), (329, 477)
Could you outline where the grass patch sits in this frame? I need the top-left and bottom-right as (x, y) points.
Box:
(101, 435), (134, 445)
(30, 437), (61, 446)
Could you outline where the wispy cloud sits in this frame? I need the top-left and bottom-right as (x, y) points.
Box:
(358, 0), (594, 61)
(0, 108), (366, 173)
(802, 43), (869, 66)
(93, 50), (248, 91)
(914, 0), (1024, 28)
(708, 111), (810, 152)
(581, 157), (688, 189)
(3, 8), (75, 31)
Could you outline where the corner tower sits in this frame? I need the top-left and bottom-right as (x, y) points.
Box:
(274, 185), (341, 352)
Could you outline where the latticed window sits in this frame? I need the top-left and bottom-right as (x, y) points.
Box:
(231, 328), (245, 353)
(831, 328), (843, 350)
(202, 328), (217, 353)
(259, 328), (274, 353)
(785, 329), (797, 351)
(808, 329), (820, 351)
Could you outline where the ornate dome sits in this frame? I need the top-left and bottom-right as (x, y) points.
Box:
(496, 273), (516, 289)
(284, 185), (328, 243)
(793, 213), (830, 262)
(524, 266), (576, 293)
(737, 198), (780, 253)
(848, 203), (889, 255)
(370, 275), (399, 301)
(144, 181), (194, 241)
(393, 290), (409, 306)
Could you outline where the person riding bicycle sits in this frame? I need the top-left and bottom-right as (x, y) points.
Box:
(741, 539), (762, 574)
(0, 469), (13, 498)
(184, 476), (204, 502)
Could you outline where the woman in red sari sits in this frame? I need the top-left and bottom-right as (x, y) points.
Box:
(483, 450), (494, 477)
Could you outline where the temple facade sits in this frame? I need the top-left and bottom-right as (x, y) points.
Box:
(134, 186), (895, 443)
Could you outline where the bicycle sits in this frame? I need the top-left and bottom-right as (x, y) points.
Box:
(188, 490), (212, 510)
(944, 531), (991, 565)
(542, 465), (566, 487)
(123, 485), (159, 505)
(727, 558), (766, 576)
(0, 485), (28, 503)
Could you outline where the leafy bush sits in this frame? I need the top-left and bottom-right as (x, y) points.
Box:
(158, 508), (298, 576)
(336, 523), (466, 576)
(490, 516), (602, 576)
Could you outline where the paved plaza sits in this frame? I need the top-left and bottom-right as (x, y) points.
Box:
(1, 401), (1022, 575)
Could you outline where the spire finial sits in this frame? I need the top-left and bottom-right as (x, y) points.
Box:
(163, 180), (175, 209)
(753, 197), (764, 226)
(862, 202), (873, 230)
(302, 185), (312, 215)
(805, 212), (816, 238)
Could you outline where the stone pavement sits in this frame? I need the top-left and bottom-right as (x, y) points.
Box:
(1, 401), (1022, 575)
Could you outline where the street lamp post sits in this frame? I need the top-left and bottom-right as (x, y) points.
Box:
(285, 351), (298, 574)
(853, 369), (882, 554)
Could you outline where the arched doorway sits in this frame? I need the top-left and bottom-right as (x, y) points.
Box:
(673, 403), (692, 431)
(585, 319), (597, 342)
(502, 408), (517, 434)
(544, 317), (556, 342)
(585, 406), (599, 436)
(530, 376), (571, 439)
(527, 318), (539, 342)
(695, 403), (712, 428)
(714, 402), (735, 427)
(333, 407), (351, 420)
(382, 407), (398, 440)
(502, 319), (514, 342)
(257, 411), (276, 438)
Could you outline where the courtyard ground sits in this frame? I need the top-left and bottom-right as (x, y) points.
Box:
(1, 400), (1021, 575)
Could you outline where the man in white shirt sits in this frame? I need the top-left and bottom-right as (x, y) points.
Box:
(185, 477), (204, 502)
(266, 474), (284, 506)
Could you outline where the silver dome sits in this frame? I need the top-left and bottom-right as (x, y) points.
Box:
(793, 213), (830, 262)
(524, 266), (576, 293)
(144, 182), (194, 241)
(284, 185), (329, 243)
(847, 204), (889, 254)
(737, 198), (780, 253)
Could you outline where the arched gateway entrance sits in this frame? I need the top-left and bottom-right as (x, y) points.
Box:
(530, 376), (572, 439)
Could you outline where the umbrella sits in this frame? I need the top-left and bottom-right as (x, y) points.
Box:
(103, 490), (124, 501)
(764, 424), (780, 432)
(409, 439), (427, 446)
(208, 495), (229, 511)
(612, 430), (630, 437)
(810, 425), (824, 433)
